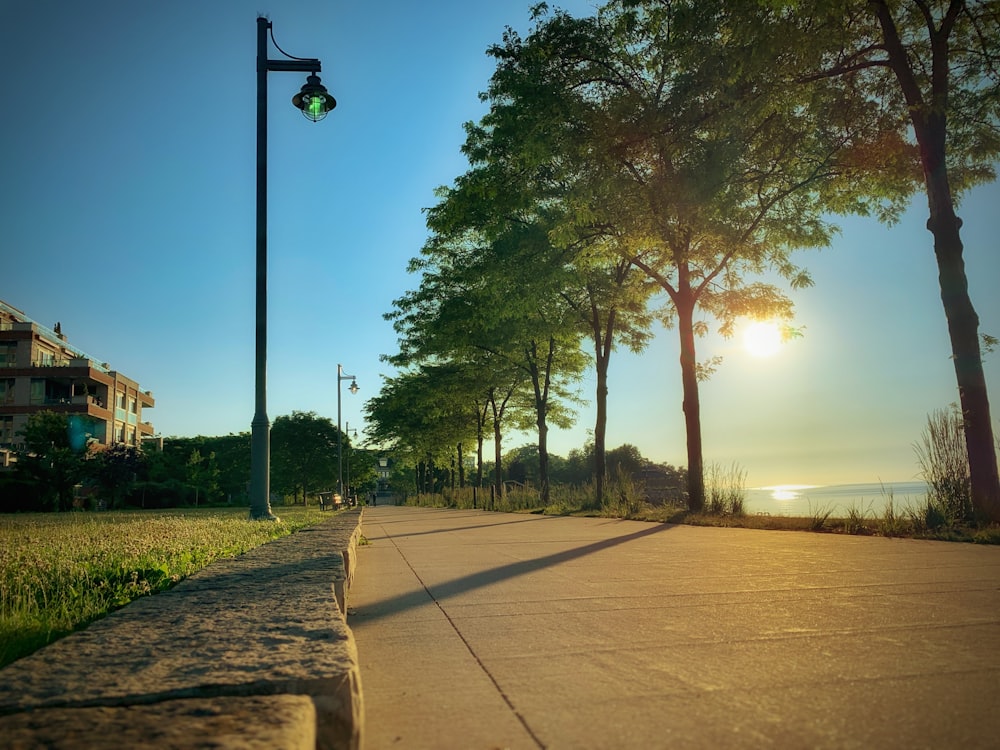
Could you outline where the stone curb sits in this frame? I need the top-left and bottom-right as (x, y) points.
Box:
(0, 507), (366, 750)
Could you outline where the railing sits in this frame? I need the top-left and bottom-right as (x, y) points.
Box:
(22, 357), (110, 373)
(72, 394), (107, 408)
(32, 397), (74, 406)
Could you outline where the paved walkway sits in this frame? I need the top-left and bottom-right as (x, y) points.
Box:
(348, 506), (1000, 749)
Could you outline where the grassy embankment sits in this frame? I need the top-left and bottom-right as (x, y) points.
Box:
(0, 505), (335, 669)
(403, 482), (1000, 544)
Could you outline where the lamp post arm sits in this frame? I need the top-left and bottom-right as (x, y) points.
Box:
(266, 59), (321, 73)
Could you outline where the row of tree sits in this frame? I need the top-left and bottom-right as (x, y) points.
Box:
(364, 433), (685, 503)
(0, 411), (375, 512)
(366, 0), (999, 520)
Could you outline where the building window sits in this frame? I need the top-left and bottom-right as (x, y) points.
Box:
(129, 397), (136, 414)
(0, 343), (15, 368)
(117, 392), (126, 410)
(0, 416), (13, 443)
(126, 426), (135, 445)
(115, 422), (125, 442)
(0, 379), (13, 405)
(30, 379), (45, 405)
(36, 349), (55, 366)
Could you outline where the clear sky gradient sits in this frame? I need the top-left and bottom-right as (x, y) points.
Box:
(3, 1), (998, 488)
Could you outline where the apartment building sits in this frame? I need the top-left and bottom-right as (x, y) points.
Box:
(0, 299), (155, 461)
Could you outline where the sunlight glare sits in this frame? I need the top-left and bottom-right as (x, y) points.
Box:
(743, 321), (783, 357)
(762, 484), (817, 502)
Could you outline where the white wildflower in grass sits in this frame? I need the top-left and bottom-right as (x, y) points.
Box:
(0, 506), (327, 667)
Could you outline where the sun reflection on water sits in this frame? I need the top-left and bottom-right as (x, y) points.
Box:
(761, 484), (818, 502)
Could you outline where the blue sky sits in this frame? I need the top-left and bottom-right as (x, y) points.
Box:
(2, 0), (998, 488)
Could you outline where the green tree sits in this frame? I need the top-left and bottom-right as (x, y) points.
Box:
(605, 443), (646, 479)
(13, 411), (88, 511)
(87, 443), (144, 510)
(393, 206), (588, 503)
(772, 0), (1000, 521)
(364, 365), (485, 493)
(438, 82), (657, 507)
(270, 411), (339, 504)
(476, 1), (906, 510)
(185, 449), (220, 506)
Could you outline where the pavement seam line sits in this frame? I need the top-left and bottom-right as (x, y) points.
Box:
(383, 526), (547, 750)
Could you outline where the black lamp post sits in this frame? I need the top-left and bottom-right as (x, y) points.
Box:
(345, 421), (358, 502)
(250, 17), (336, 521)
(337, 364), (359, 498)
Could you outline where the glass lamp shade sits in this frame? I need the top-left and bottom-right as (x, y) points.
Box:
(292, 74), (336, 122)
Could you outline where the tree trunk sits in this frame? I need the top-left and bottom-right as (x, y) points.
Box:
(457, 442), (465, 488)
(528, 338), (555, 505)
(926, 198), (1000, 522)
(592, 307), (614, 508)
(491, 397), (504, 498)
(476, 400), (487, 487)
(676, 290), (704, 512)
(873, 1), (1000, 522)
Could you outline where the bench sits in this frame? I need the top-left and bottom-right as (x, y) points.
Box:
(318, 492), (344, 511)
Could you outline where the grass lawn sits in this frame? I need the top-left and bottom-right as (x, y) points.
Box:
(0, 505), (336, 668)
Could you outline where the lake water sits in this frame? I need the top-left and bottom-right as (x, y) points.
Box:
(744, 481), (929, 518)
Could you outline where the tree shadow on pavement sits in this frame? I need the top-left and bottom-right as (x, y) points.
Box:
(351, 521), (674, 623)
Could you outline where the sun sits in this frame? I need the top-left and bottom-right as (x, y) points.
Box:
(743, 321), (783, 357)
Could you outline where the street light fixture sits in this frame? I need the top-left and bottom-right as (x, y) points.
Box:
(292, 75), (336, 122)
(337, 364), (359, 498)
(249, 17), (336, 521)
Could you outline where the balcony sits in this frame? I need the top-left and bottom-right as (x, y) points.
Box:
(72, 394), (107, 409)
(30, 357), (109, 372)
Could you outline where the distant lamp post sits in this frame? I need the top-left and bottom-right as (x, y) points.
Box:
(249, 17), (337, 521)
(345, 421), (358, 502)
(337, 364), (359, 498)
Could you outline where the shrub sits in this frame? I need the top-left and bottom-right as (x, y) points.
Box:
(601, 467), (644, 519)
(704, 462), (747, 516)
(914, 406), (973, 525)
(843, 502), (872, 535)
(809, 502), (833, 531)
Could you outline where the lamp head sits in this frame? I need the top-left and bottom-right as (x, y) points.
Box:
(292, 74), (336, 122)
(349, 379), (359, 395)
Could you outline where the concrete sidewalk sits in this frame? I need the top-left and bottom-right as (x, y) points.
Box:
(349, 506), (1000, 749)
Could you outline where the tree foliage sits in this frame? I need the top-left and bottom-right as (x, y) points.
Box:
(270, 411), (340, 504)
(11, 412), (89, 511)
(464, 0), (915, 510)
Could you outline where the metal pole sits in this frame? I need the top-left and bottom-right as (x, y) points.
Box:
(249, 17), (276, 521)
(247, 17), (326, 520)
(336, 364), (357, 498)
(337, 365), (343, 497)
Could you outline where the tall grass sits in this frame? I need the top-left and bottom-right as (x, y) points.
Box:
(704, 462), (747, 516)
(914, 406), (974, 525)
(600, 467), (645, 519)
(0, 506), (327, 668)
(843, 501), (873, 535)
